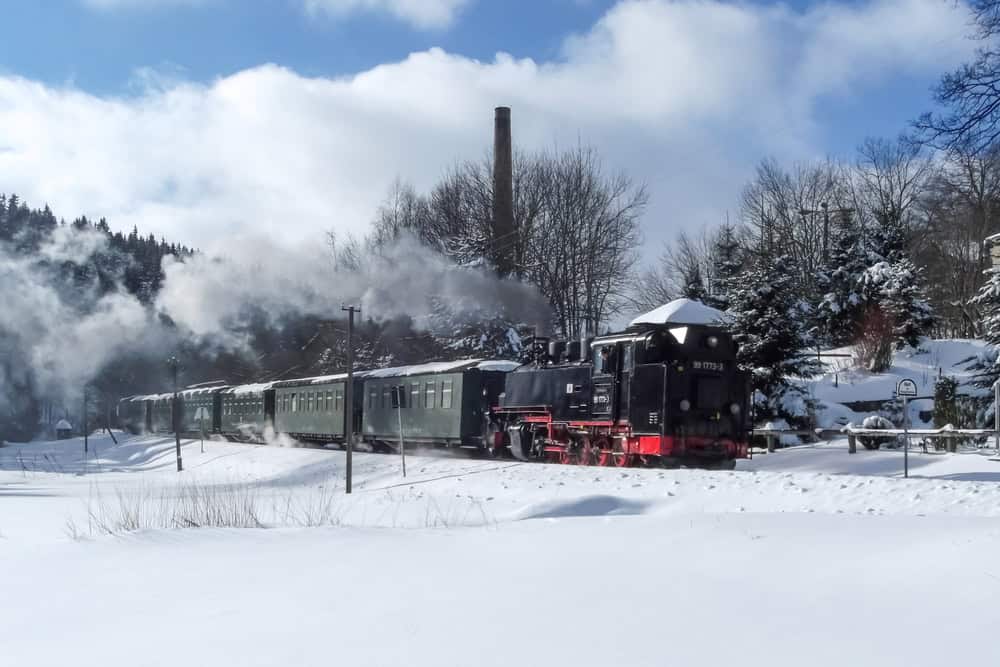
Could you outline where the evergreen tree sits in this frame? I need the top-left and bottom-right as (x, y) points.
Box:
(728, 255), (821, 418)
(969, 266), (1000, 394)
(815, 213), (870, 346)
(859, 259), (934, 350)
(706, 224), (741, 310)
(681, 264), (708, 302)
(868, 217), (907, 265)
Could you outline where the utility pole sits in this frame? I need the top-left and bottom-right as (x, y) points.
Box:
(341, 305), (360, 494)
(168, 356), (183, 472)
(83, 386), (88, 455)
(821, 201), (829, 263)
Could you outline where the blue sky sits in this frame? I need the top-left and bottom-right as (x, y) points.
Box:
(5, 1), (618, 92)
(0, 0), (978, 252)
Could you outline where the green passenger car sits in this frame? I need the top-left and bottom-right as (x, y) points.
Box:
(272, 374), (362, 443)
(361, 360), (514, 449)
(219, 383), (271, 439)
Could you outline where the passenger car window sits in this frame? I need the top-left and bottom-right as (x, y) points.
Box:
(425, 382), (436, 409)
(441, 379), (453, 409)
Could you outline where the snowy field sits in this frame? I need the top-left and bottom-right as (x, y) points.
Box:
(3, 434), (1000, 666)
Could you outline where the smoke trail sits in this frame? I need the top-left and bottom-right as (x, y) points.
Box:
(0, 227), (550, 433)
(154, 232), (550, 346)
(0, 226), (175, 413)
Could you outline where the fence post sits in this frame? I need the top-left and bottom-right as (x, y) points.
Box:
(848, 433), (856, 454)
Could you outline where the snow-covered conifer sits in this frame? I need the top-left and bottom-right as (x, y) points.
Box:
(727, 255), (821, 418)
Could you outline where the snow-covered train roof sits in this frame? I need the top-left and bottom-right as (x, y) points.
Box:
(363, 359), (520, 379)
(222, 382), (275, 395)
(271, 372), (359, 389)
(628, 298), (729, 328)
(270, 359), (521, 387)
(138, 385), (230, 401)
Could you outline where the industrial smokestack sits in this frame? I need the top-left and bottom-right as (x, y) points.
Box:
(493, 106), (515, 277)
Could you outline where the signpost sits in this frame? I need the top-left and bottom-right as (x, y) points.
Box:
(896, 378), (918, 478)
(194, 406), (210, 453)
(391, 386), (406, 478)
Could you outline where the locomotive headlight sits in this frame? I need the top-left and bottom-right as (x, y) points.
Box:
(706, 336), (719, 349)
(679, 399), (691, 412)
(730, 403), (741, 415)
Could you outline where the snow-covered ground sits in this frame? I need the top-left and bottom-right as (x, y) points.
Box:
(3, 434), (1000, 666)
(801, 338), (989, 428)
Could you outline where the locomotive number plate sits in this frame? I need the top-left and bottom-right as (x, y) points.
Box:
(693, 361), (725, 372)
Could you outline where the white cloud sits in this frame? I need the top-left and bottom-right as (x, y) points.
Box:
(302, 0), (471, 29)
(0, 0), (976, 260)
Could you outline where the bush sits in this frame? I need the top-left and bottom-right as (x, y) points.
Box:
(854, 307), (894, 372)
(858, 414), (896, 450)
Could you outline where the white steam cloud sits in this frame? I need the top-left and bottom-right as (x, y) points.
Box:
(0, 229), (172, 410)
(156, 233), (550, 347)
(0, 228), (549, 420)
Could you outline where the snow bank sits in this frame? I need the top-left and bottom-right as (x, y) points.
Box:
(5, 435), (1000, 666)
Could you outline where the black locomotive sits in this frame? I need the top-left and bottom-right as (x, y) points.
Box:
(492, 321), (749, 468)
(118, 309), (749, 468)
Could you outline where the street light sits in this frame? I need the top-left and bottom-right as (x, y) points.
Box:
(800, 202), (855, 264)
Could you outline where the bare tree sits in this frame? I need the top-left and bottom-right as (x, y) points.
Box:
(368, 178), (433, 249)
(915, 1), (1000, 154)
(855, 136), (931, 231)
(630, 227), (722, 312)
(530, 146), (646, 337)
(915, 145), (1000, 336)
(740, 158), (845, 294)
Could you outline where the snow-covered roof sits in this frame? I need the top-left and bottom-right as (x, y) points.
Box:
(271, 372), (360, 389)
(628, 298), (728, 328)
(986, 232), (1000, 245)
(224, 382), (275, 395)
(55, 419), (71, 430)
(271, 359), (521, 388)
(365, 359), (519, 379)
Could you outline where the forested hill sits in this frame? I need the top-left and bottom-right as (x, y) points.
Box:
(0, 193), (194, 303)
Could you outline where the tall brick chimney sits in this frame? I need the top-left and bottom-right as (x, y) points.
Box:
(493, 106), (515, 277)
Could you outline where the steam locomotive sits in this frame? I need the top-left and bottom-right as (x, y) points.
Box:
(118, 306), (749, 468)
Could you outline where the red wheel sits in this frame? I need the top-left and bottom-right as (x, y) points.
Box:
(578, 438), (593, 466)
(559, 448), (578, 465)
(612, 439), (633, 467)
(594, 437), (613, 467)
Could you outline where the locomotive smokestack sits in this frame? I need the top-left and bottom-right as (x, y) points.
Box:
(493, 106), (515, 277)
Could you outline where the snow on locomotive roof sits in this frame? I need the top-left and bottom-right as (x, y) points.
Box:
(628, 298), (728, 328)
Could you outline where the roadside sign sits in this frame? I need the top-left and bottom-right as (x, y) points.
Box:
(895, 378), (918, 479)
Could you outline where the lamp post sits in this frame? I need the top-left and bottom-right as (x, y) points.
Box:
(167, 356), (183, 472)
